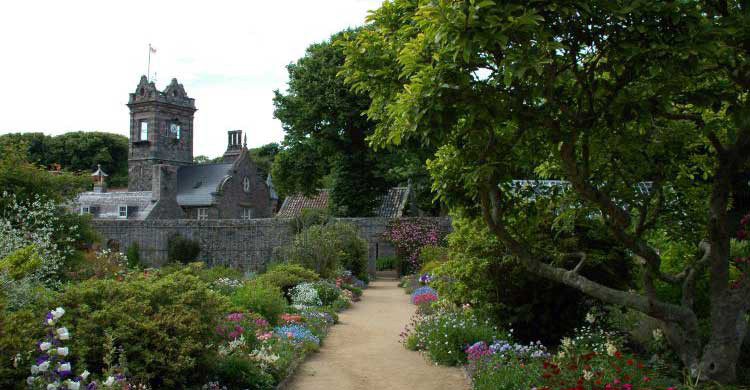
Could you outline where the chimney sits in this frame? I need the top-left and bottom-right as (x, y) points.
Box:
(152, 164), (178, 202)
(223, 130), (243, 163)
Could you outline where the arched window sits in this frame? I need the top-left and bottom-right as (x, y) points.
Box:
(243, 177), (251, 193)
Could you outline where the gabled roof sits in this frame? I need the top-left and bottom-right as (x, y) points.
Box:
(276, 187), (411, 218)
(176, 163), (233, 206)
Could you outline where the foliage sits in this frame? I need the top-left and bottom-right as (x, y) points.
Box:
(209, 355), (274, 390)
(382, 219), (443, 274)
(288, 208), (331, 234)
(124, 243), (141, 269)
(70, 248), (129, 281)
(167, 234), (201, 264)
(376, 255), (397, 271)
(0, 144), (90, 212)
(403, 305), (504, 366)
(276, 222), (367, 279)
(289, 282), (323, 307)
(57, 267), (230, 388)
(0, 245), (42, 280)
(311, 281), (341, 306)
(0, 132), (129, 188)
(0, 193), (82, 286)
(344, 0), (750, 382)
(255, 263), (320, 297)
(231, 281), (289, 325)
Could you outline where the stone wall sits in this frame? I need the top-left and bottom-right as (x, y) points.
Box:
(92, 217), (452, 275)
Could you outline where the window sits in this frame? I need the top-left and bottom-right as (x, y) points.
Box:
(80, 205), (90, 215)
(241, 208), (253, 220)
(170, 122), (181, 139)
(118, 205), (128, 219)
(140, 121), (148, 141)
(243, 176), (251, 193)
(197, 208), (208, 220)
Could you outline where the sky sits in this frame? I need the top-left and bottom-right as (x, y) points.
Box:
(0, 0), (383, 158)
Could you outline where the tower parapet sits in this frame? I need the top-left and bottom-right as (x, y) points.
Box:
(127, 76), (197, 191)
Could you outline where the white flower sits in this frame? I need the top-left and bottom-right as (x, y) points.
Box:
(66, 380), (81, 390)
(58, 362), (71, 372)
(585, 312), (596, 324)
(40, 342), (52, 351)
(57, 347), (69, 356)
(56, 327), (70, 340)
(103, 376), (116, 387)
(605, 341), (618, 356)
(47, 383), (57, 390)
(31, 365), (39, 374)
(583, 370), (593, 381)
(27, 376), (35, 385)
(80, 370), (90, 380)
(38, 361), (50, 372)
(52, 307), (66, 320)
(652, 328), (664, 342)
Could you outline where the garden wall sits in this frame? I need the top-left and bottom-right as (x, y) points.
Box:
(92, 217), (452, 274)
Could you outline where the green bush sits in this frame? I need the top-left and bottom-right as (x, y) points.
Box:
(209, 355), (274, 390)
(198, 264), (245, 283)
(312, 281), (341, 306)
(0, 290), (56, 389)
(125, 243), (142, 269)
(167, 234), (201, 264)
(0, 245), (42, 280)
(276, 222), (367, 279)
(255, 264), (319, 297)
(231, 280), (288, 325)
(58, 267), (230, 388)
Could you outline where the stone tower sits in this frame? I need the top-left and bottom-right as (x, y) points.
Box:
(127, 76), (197, 191)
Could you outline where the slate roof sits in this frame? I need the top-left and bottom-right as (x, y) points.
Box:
(176, 163), (233, 206)
(276, 187), (411, 218)
(75, 191), (155, 220)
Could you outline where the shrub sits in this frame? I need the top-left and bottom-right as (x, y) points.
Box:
(209, 355), (274, 390)
(231, 281), (288, 325)
(382, 219), (443, 275)
(58, 267), (230, 388)
(167, 234), (201, 264)
(290, 282), (323, 307)
(276, 222), (367, 279)
(312, 281), (341, 306)
(0, 245), (42, 280)
(405, 307), (504, 366)
(255, 264), (319, 297)
(125, 243), (142, 269)
(198, 265), (245, 283)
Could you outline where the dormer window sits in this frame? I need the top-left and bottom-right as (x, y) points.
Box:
(140, 121), (148, 141)
(80, 205), (90, 215)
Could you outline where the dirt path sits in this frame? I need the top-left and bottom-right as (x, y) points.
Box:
(285, 276), (469, 390)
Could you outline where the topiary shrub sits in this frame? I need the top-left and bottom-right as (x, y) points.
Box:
(167, 234), (201, 264)
(231, 280), (288, 325)
(58, 267), (230, 388)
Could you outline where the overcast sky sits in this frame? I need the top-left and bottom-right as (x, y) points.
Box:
(0, 0), (382, 158)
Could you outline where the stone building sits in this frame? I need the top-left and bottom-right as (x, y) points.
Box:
(74, 76), (275, 220)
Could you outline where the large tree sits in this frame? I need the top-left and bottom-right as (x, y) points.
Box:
(343, 0), (750, 383)
(273, 30), (441, 216)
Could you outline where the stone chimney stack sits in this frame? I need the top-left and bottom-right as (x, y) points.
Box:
(147, 164), (185, 219)
(223, 130), (243, 163)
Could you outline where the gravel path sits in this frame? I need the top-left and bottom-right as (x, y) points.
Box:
(285, 276), (469, 390)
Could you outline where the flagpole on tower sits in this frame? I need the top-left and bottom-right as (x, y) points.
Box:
(147, 44), (157, 81)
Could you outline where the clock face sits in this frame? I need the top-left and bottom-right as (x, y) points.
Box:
(243, 177), (250, 193)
